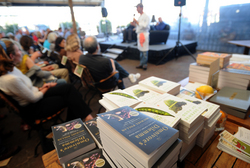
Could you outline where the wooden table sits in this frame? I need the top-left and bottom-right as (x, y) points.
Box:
(228, 40), (250, 55)
(183, 120), (250, 168)
(42, 120), (250, 168)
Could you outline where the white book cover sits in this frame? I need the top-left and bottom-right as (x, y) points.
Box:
(123, 84), (162, 103)
(139, 76), (181, 94)
(176, 94), (220, 121)
(134, 102), (181, 128)
(152, 93), (206, 128)
(102, 89), (142, 109)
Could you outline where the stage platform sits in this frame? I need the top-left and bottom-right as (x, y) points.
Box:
(99, 39), (197, 65)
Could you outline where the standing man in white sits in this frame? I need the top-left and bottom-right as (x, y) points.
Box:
(131, 3), (150, 71)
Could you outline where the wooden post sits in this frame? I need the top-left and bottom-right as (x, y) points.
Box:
(68, 0), (77, 34)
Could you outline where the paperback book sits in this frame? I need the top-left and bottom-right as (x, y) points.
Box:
(138, 76), (181, 95)
(123, 84), (162, 103)
(84, 118), (102, 148)
(64, 148), (113, 168)
(97, 106), (179, 168)
(209, 86), (250, 119)
(217, 130), (250, 163)
(176, 94), (220, 127)
(134, 102), (181, 128)
(151, 93), (206, 128)
(102, 89), (142, 109)
(52, 118), (96, 164)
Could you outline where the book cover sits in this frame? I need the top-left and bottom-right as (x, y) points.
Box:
(52, 118), (96, 164)
(102, 89), (142, 109)
(64, 148), (112, 168)
(152, 93), (206, 128)
(209, 86), (250, 112)
(138, 76), (181, 95)
(227, 63), (250, 71)
(84, 118), (102, 148)
(197, 52), (232, 59)
(134, 102), (181, 128)
(176, 94), (220, 121)
(97, 106), (179, 168)
(123, 84), (162, 103)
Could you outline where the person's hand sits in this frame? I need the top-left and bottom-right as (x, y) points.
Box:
(41, 65), (54, 71)
(39, 82), (57, 90)
(31, 51), (42, 60)
(133, 18), (138, 25)
(43, 61), (49, 65)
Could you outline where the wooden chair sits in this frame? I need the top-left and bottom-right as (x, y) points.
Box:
(74, 64), (119, 112)
(0, 90), (65, 157)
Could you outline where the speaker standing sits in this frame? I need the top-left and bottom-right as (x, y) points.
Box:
(131, 3), (150, 71)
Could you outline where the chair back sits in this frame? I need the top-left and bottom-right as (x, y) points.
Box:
(74, 63), (118, 93)
(0, 90), (21, 113)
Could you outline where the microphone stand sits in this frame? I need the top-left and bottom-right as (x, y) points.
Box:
(156, 6), (196, 65)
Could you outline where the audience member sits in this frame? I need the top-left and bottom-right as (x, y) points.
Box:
(15, 29), (23, 42)
(65, 28), (73, 40)
(57, 27), (64, 37)
(3, 39), (66, 87)
(43, 30), (53, 50)
(0, 42), (93, 124)
(65, 34), (82, 63)
(78, 36), (140, 89)
(19, 35), (70, 83)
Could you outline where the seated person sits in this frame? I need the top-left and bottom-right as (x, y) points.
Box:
(66, 35), (140, 89)
(2, 39), (66, 87)
(122, 24), (136, 43)
(19, 35), (70, 83)
(152, 17), (167, 30)
(0, 42), (93, 124)
(65, 34), (82, 64)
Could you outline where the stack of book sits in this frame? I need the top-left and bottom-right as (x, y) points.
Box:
(217, 67), (250, 90)
(149, 93), (206, 144)
(217, 130), (250, 164)
(176, 94), (222, 147)
(209, 87), (250, 119)
(189, 62), (210, 84)
(51, 118), (96, 165)
(196, 52), (232, 69)
(138, 76), (181, 95)
(100, 89), (143, 111)
(83, 118), (103, 149)
(97, 106), (180, 168)
(64, 148), (115, 168)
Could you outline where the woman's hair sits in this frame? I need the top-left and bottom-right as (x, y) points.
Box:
(48, 32), (58, 51)
(0, 43), (14, 76)
(55, 37), (65, 52)
(65, 34), (80, 52)
(20, 35), (33, 51)
(1, 38), (16, 58)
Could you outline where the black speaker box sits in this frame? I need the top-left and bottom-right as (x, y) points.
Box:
(102, 7), (108, 17)
(174, 0), (186, 6)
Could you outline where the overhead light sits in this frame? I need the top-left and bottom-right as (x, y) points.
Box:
(236, 9), (240, 13)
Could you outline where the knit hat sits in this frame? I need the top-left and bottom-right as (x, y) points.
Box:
(65, 34), (80, 52)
